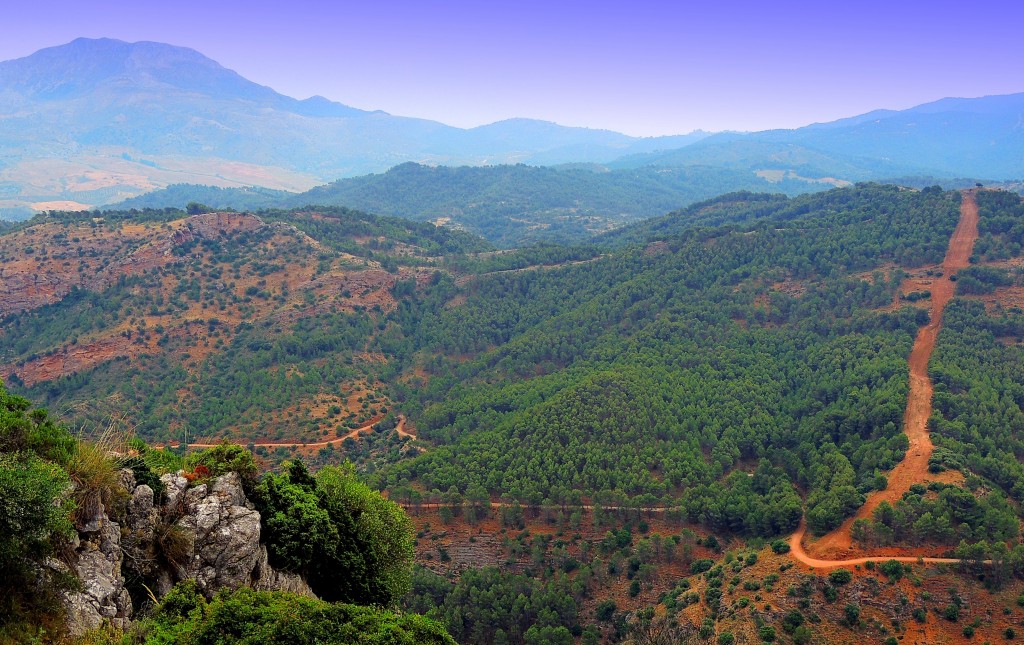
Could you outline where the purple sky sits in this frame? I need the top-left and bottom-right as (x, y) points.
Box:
(5, 0), (1023, 136)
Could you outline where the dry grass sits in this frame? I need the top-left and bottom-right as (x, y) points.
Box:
(67, 419), (133, 527)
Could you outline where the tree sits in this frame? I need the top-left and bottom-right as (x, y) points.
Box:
(314, 464), (415, 607)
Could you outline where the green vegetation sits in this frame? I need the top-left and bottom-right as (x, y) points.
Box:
(0, 381), (443, 641)
(252, 459), (414, 606)
(384, 184), (960, 536)
(117, 163), (828, 247)
(120, 581), (454, 644)
(0, 382), (82, 638)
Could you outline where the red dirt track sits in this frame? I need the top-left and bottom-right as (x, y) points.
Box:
(794, 190), (980, 564)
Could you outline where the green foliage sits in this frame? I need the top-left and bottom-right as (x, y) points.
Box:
(770, 539), (790, 554)
(0, 453), (75, 635)
(0, 382), (77, 637)
(595, 599), (617, 621)
(828, 569), (853, 585)
(252, 461), (336, 574)
(185, 443), (258, 486)
(382, 184), (956, 536)
(313, 464), (414, 606)
(404, 567), (580, 644)
(252, 461), (414, 607)
(127, 581), (455, 644)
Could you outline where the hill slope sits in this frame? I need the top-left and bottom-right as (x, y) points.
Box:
(113, 163), (832, 246)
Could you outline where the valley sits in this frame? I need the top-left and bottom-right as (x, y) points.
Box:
(4, 184), (1024, 643)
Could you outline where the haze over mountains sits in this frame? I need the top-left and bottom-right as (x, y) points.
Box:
(1, 37), (1022, 221)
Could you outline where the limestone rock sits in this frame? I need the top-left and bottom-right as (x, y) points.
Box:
(63, 509), (132, 636)
(175, 473), (263, 596)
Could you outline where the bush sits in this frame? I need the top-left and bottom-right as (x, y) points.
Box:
(718, 633), (735, 645)
(0, 454), (75, 636)
(759, 625), (776, 642)
(185, 443), (258, 486)
(770, 539), (790, 554)
(843, 603), (860, 626)
(130, 582), (455, 643)
(253, 460), (414, 607)
(828, 568), (853, 585)
(690, 559), (714, 574)
(878, 559), (905, 580)
(595, 599), (617, 621)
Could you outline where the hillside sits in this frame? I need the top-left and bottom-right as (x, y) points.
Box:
(5, 186), (1024, 643)
(0, 38), (704, 216)
(113, 163), (830, 247)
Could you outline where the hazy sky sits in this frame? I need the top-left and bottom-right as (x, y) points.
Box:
(4, 0), (1023, 136)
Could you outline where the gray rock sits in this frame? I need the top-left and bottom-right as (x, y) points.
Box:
(161, 473), (189, 513)
(175, 473), (262, 596)
(252, 545), (315, 597)
(63, 511), (132, 636)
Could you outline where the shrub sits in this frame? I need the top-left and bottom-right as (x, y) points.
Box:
(878, 559), (905, 580)
(130, 583), (455, 643)
(595, 599), (616, 622)
(184, 443), (258, 487)
(718, 633), (735, 645)
(690, 559), (714, 574)
(770, 539), (790, 554)
(843, 603), (860, 626)
(828, 568), (853, 585)
(0, 454), (75, 636)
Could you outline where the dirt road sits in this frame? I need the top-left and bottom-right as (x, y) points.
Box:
(164, 414), (394, 450)
(795, 190), (980, 563)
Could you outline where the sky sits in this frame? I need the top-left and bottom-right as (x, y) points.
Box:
(4, 0), (1023, 137)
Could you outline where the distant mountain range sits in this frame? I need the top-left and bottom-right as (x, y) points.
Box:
(614, 93), (1024, 180)
(0, 38), (703, 217)
(1, 37), (1021, 220)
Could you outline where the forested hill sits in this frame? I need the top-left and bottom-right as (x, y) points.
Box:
(381, 184), (965, 538)
(111, 163), (831, 247)
(9, 184), (1024, 642)
(7, 185), (1024, 551)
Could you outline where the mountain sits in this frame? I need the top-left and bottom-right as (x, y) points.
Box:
(0, 38), (704, 216)
(112, 162), (836, 247)
(613, 93), (1024, 180)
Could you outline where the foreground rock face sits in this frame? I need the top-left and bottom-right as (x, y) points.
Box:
(63, 502), (133, 635)
(173, 472), (264, 595)
(63, 468), (313, 636)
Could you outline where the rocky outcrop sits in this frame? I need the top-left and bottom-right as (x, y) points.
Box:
(64, 467), (313, 635)
(174, 473), (263, 595)
(62, 497), (133, 636)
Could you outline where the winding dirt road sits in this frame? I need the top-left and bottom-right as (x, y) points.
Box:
(163, 414), (414, 450)
(792, 190), (980, 566)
